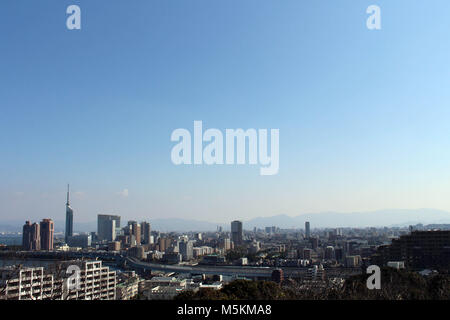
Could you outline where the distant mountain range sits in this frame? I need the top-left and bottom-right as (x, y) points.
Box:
(1, 209), (450, 233)
(244, 209), (450, 229)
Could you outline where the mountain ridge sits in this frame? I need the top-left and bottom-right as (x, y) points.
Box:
(1, 209), (450, 233)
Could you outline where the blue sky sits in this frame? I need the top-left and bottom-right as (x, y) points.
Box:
(1, 0), (450, 224)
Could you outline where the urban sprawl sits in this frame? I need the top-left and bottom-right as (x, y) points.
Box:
(1, 186), (449, 300)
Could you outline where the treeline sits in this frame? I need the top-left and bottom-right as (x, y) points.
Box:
(175, 280), (286, 300)
(175, 267), (450, 300)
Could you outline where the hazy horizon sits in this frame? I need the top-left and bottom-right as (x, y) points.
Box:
(2, 207), (450, 229)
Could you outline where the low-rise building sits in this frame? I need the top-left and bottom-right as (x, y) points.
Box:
(144, 285), (186, 300)
(116, 277), (140, 300)
(67, 234), (92, 248)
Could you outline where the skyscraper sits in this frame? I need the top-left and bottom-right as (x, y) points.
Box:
(131, 222), (141, 246)
(65, 184), (73, 243)
(231, 220), (243, 246)
(40, 219), (54, 251)
(305, 221), (311, 239)
(97, 215), (120, 241)
(22, 221), (31, 250)
(141, 221), (151, 244)
(30, 222), (41, 250)
(126, 221), (141, 246)
(158, 237), (170, 252)
(22, 221), (40, 251)
(179, 240), (193, 261)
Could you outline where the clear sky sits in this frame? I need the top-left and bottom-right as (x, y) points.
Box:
(1, 0), (450, 224)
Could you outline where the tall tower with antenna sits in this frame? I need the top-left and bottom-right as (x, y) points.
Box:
(65, 184), (74, 243)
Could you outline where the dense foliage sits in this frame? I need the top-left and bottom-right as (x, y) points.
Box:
(175, 268), (450, 300)
(175, 280), (286, 300)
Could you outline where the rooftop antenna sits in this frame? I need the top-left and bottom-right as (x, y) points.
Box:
(66, 184), (70, 206)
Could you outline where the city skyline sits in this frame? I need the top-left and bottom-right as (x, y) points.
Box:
(2, 184), (450, 231)
(2, 182), (450, 227)
(6, 185), (450, 231)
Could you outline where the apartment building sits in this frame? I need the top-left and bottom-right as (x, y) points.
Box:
(116, 277), (140, 300)
(0, 260), (116, 300)
(373, 230), (450, 268)
(64, 260), (116, 300)
(0, 267), (58, 300)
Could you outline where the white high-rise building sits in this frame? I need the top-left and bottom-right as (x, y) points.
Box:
(179, 240), (194, 261)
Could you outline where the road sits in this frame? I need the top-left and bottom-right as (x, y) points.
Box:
(126, 257), (278, 278)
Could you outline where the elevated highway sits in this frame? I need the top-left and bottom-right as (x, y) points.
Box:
(126, 257), (276, 279)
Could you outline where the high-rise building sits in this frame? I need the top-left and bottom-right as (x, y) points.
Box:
(40, 219), (54, 251)
(126, 221), (141, 246)
(22, 221), (41, 251)
(65, 184), (74, 243)
(179, 240), (193, 261)
(158, 237), (170, 252)
(30, 223), (40, 250)
(22, 221), (32, 250)
(97, 215), (120, 241)
(231, 220), (243, 246)
(132, 222), (141, 246)
(305, 221), (310, 238)
(141, 221), (151, 244)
